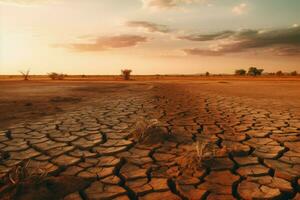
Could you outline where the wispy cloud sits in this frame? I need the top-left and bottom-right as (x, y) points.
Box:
(182, 26), (300, 56)
(232, 3), (247, 15)
(142, 0), (208, 9)
(127, 21), (170, 33)
(178, 30), (234, 41)
(55, 35), (148, 52)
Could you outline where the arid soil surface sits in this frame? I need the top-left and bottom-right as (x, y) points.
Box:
(1, 79), (300, 199)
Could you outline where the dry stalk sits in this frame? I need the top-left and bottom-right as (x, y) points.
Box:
(131, 117), (160, 142)
(8, 160), (48, 185)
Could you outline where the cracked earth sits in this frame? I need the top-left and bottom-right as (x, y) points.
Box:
(1, 81), (300, 200)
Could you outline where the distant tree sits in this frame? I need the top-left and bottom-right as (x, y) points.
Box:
(290, 71), (298, 76)
(276, 70), (284, 76)
(235, 69), (246, 76)
(19, 69), (30, 81)
(205, 72), (210, 76)
(48, 72), (66, 80)
(121, 69), (132, 80)
(247, 67), (264, 76)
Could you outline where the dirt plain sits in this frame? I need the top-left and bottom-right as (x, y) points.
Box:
(0, 77), (300, 199)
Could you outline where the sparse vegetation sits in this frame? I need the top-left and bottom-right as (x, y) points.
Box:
(0, 160), (91, 200)
(0, 160), (47, 199)
(276, 70), (284, 76)
(130, 117), (169, 144)
(234, 68), (299, 77)
(247, 67), (264, 76)
(19, 69), (30, 81)
(8, 160), (47, 184)
(291, 71), (298, 76)
(132, 118), (159, 141)
(177, 136), (227, 171)
(48, 72), (67, 80)
(121, 69), (132, 80)
(234, 67), (264, 76)
(195, 137), (227, 163)
(235, 69), (246, 76)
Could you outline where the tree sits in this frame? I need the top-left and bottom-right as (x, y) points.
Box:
(121, 69), (132, 80)
(291, 71), (298, 76)
(247, 67), (264, 76)
(205, 72), (210, 76)
(19, 69), (30, 81)
(276, 71), (284, 76)
(235, 69), (246, 76)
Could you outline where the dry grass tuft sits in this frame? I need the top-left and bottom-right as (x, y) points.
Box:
(130, 117), (169, 144)
(177, 136), (227, 171)
(0, 160), (48, 200)
(0, 160), (91, 200)
(7, 160), (48, 186)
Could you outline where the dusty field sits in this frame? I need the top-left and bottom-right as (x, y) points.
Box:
(0, 81), (153, 129)
(0, 79), (300, 199)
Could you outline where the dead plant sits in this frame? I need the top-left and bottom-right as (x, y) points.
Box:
(130, 117), (169, 144)
(19, 69), (30, 81)
(8, 160), (48, 186)
(177, 136), (228, 171)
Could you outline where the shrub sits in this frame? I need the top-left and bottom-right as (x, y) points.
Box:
(267, 72), (276, 76)
(291, 71), (298, 76)
(121, 69), (132, 80)
(235, 69), (246, 76)
(48, 72), (66, 80)
(247, 67), (264, 76)
(19, 69), (30, 81)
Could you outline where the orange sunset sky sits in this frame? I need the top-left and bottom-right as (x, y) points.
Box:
(0, 0), (300, 75)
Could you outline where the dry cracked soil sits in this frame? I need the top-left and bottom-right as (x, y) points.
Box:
(0, 80), (300, 200)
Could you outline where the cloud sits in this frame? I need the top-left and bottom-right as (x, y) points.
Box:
(183, 48), (223, 56)
(55, 35), (148, 52)
(232, 3), (247, 15)
(127, 21), (170, 33)
(142, 0), (205, 9)
(271, 46), (300, 56)
(181, 26), (300, 56)
(178, 30), (235, 41)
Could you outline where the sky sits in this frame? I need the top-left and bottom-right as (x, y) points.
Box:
(0, 0), (300, 75)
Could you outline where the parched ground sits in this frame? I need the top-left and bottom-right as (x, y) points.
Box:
(0, 80), (300, 200)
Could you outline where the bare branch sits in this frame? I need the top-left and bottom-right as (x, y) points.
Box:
(19, 69), (30, 80)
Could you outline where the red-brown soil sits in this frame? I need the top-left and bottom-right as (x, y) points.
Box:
(0, 78), (300, 200)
